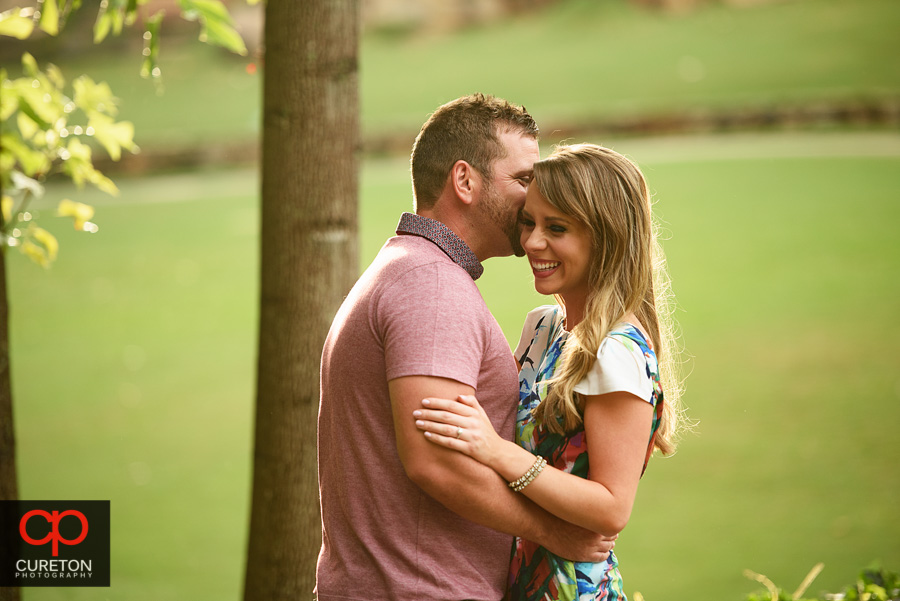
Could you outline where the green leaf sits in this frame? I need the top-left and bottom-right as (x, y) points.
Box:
(124, 0), (139, 25)
(17, 111), (41, 142)
(93, 0), (126, 43)
(57, 198), (95, 230)
(1, 196), (13, 226)
(22, 52), (39, 77)
(39, 0), (60, 36)
(17, 94), (56, 131)
(0, 7), (36, 39)
(63, 138), (119, 195)
(45, 63), (65, 89)
(88, 113), (135, 161)
(140, 10), (164, 79)
(179, 0), (247, 55)
(93, 8), (112, 43)
(21, 239), (50, 267)
(111, 5), (125, 35)
(1, 132), (51, 176)
(10, 56), (66, 127)
(30, 225), (58, 260)
(58, 0), (82, 25)
(0, 70), (18, 120)
(180, 0), (230, 21)
(202, 16), (247, 55)
(73, 75), (118, 116)
(20, 225), (58, 268)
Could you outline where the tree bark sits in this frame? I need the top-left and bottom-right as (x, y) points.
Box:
(0, 185), (21, 601)
(243, 1), (359, 599)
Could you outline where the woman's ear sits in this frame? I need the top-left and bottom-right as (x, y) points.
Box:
(450, 160), (481, 206)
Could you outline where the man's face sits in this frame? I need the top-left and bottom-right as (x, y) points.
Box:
(477, 130), (541, 258)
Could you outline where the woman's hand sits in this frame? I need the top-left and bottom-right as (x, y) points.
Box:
(413, 395), (504, 468)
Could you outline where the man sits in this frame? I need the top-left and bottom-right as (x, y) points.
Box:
(316, 94), (612, 601)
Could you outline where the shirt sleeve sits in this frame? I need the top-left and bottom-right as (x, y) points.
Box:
(573, 334), (654, 403)
(379, 262), (487, 388)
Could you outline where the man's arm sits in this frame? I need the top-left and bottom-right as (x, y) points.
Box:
(389, 375), (613, 562)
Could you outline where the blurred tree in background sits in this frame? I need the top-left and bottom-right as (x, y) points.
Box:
(243, 0), (359, 598)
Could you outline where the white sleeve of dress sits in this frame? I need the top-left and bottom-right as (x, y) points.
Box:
(572, 336), (653, 403)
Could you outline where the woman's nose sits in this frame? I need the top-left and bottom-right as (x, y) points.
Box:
(522, 228), (546, 251)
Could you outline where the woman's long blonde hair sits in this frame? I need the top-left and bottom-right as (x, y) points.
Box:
(531, 144), (683, 455)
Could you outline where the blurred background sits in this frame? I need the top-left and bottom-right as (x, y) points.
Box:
(4, 0), (899, 598)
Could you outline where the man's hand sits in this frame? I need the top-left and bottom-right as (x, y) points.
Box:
(540, 522), (617, 563)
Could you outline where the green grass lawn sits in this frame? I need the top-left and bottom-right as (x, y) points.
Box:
(17, 0), (899, 147)
(362, 0), (900, 135)
(9, 132), (900, 600)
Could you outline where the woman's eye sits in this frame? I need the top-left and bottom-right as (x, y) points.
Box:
(549, 225), (567, 234)
(519, 217), (535, 227)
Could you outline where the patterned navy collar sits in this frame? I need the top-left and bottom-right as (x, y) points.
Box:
(396, 212), (484, 281)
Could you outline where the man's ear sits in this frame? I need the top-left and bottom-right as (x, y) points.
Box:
(450, 160), (481, 206)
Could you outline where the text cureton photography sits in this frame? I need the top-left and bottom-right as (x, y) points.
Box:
(14, 558), (94, 580)
(0, 501), (110, 587)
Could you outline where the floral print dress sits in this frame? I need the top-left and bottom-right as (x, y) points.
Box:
(507, 306), (663, 601)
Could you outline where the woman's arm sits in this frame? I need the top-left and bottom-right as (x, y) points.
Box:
(392, 376), (615, 562)
(414, 392), (652, 537)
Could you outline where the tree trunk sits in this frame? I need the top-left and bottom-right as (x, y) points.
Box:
(0, 193), (22, 601)
(243, 1), (359, 599)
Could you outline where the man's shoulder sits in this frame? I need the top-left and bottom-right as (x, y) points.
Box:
(373, 236), (479, 290)
(367, 239), (492, 331)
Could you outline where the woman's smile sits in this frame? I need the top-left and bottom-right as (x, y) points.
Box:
(520, 186), (592, 304)
(529, 259), (561, 275)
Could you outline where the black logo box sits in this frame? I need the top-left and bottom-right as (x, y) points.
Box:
(0, 501), (110, 587)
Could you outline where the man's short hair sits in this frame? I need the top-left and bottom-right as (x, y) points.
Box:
(410, 93), (539, 211)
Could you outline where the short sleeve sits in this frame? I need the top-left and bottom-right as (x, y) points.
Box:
(573, 334), (653, 403)
(379, 262), (488, 388)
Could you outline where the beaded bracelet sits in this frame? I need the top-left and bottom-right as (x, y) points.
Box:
(508, 456), (547, 493)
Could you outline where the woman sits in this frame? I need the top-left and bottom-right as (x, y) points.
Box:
(412, 144), (683, 601)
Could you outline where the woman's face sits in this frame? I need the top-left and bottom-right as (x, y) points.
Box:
(519, 185), (593, 303)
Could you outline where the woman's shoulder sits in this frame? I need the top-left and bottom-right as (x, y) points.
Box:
(520, 304), (563, 335)
(603, 323), (648, 356)
(514, 305), (563, 363)
(524, 304), (561, 323)
(575, 324), (655, 402)
(601, 324), (659, 376)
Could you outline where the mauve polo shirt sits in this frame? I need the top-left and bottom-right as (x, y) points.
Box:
(316, 213), (519, 601)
